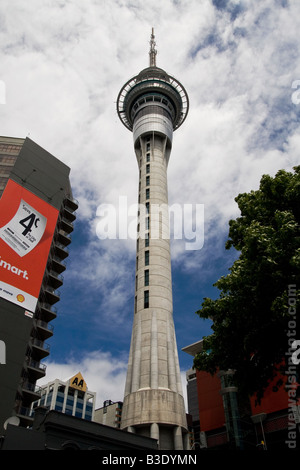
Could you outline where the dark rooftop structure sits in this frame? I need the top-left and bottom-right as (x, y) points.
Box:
(1, 406), (158, 451)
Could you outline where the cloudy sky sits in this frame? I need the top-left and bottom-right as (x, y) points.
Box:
(1, 0), (300, 409)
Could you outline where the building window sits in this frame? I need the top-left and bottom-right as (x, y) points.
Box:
(136, 275), (138, 291)
(146, 143), (150, 152)
(145, 250), (149, 266)
(0, 155), (17, 165)
(146, 164), (150, 174)
(85, 403), (93, 421)
(144, 290), (149, 308)
(145, 269), (149, 286)
(146, 175), (150, 186)
(46, 395), (52, 406)
(146, 153), (150, 162)
(146, 188), (150, 200)
(145, 232), (149, 247)
(41, 396), (47, 406)
(146, 202), (150, 214)
(146, 217), (150, 230)
(0, 176), (8, 185)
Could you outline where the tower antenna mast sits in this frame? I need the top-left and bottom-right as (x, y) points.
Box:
(149, 27), (157, 67)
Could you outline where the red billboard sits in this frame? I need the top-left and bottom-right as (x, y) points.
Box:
(0, 179), (59, 312)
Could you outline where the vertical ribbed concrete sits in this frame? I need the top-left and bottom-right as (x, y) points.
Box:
(120, 133), (188, 449)
(117, 31), (189, 450)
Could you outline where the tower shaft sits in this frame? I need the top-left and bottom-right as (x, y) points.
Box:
(117, 30), (189, 450)
(121, 132), (188, 449)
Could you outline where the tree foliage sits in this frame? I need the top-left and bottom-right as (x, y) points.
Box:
(193, 166), (300, 400)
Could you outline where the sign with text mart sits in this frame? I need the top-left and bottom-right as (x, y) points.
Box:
(0, 179), (59, 312)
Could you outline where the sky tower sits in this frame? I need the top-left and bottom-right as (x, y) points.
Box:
(116, 29), (189, 450)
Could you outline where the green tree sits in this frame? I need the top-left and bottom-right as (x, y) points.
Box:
(194, 166), (300, 400)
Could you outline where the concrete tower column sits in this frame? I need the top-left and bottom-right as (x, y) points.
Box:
(117, 30), (189, 450)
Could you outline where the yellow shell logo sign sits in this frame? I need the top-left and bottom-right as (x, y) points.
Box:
(16, 294), (25, 303)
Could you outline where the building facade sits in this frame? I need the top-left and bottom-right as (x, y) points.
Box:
(183, 340), (300, 450)
(0, 136), (78, 431)
(116, 30), (189, 450)
(32, 372), (95, 421)
(1, 406), (158, 451)
(186, 368), (201, 449)
(0, 137), (23, 197)
(94, 400), (123, 428)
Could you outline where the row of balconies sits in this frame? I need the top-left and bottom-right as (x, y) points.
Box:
(16, 358), (48, 425)
(16, 196), (78, 426)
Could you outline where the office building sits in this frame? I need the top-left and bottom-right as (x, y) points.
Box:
(32, 372), (96, 421)
(94, 400), (123, 428)
(0, 136), (78, 431)
(116, 30), (189, 449)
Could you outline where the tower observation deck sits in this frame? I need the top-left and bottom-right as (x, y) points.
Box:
(117, 30), (189, 143)
(116, 29), (190, 450)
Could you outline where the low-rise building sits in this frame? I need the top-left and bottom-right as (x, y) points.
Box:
(94, 400), (123, 428)
(32, 372), (95, 421)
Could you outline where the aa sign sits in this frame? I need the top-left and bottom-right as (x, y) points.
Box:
(69, 372), (87, 392)
(0, 179), (59, 312)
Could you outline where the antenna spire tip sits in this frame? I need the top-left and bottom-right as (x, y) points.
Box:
(149, 28), (157, 67)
